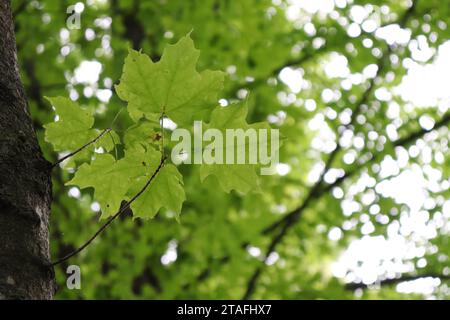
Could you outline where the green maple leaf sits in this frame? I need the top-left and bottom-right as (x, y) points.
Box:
(199, 103), (277, 194)
(123, 121), (159, 149)
(44, 96), (98, 151)
(67, 144), (185, 219)
(129, 164), (186, 219)
(45, 35), (279, 225)
(201, 163), (260, 194)
(67, 145), (160, 218)
(44, 96), (119, 154)
(67, 153), (128, 218)
(99, 130), (121, 152)
(115, 34), (225, 126)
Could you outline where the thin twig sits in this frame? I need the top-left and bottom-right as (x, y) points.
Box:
(52, 128), (112, 168)
(160, 112), (165, 161)
(50, 156), (167, 266)
(110, 108), (124, 129)
(346, 274), (450, 290)
(394, 112), (450, 147)
(319, 111), (450, 196)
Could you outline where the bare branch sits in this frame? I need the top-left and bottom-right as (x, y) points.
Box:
(394, 112), (450, 147)
(320, 111), (450, 195)
(227, 45), (329, 97)
(346, 274), (450, 290)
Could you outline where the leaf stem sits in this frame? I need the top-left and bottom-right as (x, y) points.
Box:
(160, 109), (166, 161)
(52, 128), (112, 168)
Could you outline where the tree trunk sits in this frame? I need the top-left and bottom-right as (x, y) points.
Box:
(0, 0), (55, 299)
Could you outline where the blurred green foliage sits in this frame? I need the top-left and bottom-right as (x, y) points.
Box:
(12, 0), (450, 299)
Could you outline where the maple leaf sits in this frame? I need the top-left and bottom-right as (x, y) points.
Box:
(44, 96), (98, 151)
(115, 34), (225, 126)
(200, 103), (277, 194)
(44, 96), (119, 155)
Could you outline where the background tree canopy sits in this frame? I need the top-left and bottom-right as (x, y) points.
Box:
(13, 0), (450, 299)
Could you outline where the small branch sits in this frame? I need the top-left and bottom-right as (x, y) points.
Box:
(52, 128), (112, 168)
(319, 111), (450, 196)
(227, 45), (328, 97)
(50, 157), (167, 266)
(394, 112), (450, 147)
(346, 274), (450, 290)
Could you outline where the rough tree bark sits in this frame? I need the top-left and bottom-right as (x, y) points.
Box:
(0, 0), (55, 299)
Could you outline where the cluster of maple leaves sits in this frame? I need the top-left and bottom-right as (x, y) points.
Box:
(45, 34), (275, 220)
